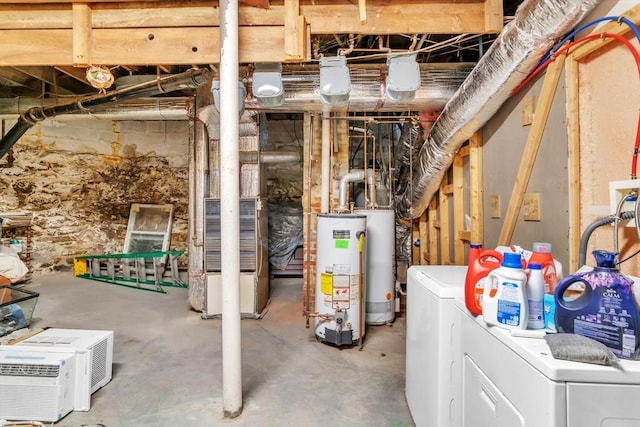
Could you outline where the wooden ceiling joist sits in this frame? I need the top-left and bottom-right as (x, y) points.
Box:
(1, 2), (499, 33)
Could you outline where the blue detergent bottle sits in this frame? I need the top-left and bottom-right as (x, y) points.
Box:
(555, 250), (640, 360)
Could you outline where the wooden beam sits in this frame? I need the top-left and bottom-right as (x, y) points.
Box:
(469, 130), (484, 246)
(453, 149), (465, 264)
(13, 66), (79, 96)
(419, 210), (428, 264)
(428, 196), (439, 265)
(0, 2), (501, 35)
(570, 3), (640, 61)
(284, 0), (309, 62)
(0, 27), (288, 65)
(358, 0), (367, 25)
(498, 53), (566, 246)
(484, 0), (503, 33)
(55, 66), (89, 84)
(72, 3), (92, 67)
(440, 176), (451, 265)
(301, 2), (494, 34)
(566, 58), (581, 271)
(0, 68), (43, 97)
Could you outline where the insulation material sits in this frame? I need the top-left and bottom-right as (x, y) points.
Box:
(393, 118), (423, 197)
(395, 0), (600, 219)
(268, 202), (303, 271)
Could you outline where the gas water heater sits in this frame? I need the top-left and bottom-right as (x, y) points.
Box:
(356, 208), (396, 325)
(314, 214), (367, 347)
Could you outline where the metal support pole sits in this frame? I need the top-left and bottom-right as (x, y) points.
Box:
(220, 0), (242, 419)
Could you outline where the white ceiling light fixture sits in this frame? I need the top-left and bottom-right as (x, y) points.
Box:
(319, 56), (351, 106)
(211, 79), (246, 117)
(252, 63), (284, 107)
(386, 53), (421, 102)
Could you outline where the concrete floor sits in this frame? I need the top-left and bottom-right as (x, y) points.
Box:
(16, 273), (414, 427)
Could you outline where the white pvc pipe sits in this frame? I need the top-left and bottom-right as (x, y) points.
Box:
(321, 116), (331, 213)
(219, 0), (242, 419)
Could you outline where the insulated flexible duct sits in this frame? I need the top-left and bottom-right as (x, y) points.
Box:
(395, 0), (600, 219)
(244, 63), (473, 112)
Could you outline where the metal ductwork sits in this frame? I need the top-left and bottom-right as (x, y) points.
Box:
(0, 98), (194, 121)
(244, 63), (473, 112)
(0, 68), (210, 159)
(395, 0), (600, 219)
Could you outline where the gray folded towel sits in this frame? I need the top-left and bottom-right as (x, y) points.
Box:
(544, 333), (619, 366)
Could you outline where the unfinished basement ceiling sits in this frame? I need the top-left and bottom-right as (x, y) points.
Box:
(0, 1), (524, 112)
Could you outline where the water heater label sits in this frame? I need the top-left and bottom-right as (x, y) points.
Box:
(333, 230), (350, 239)
(320, 273), (333, 295)
(332, 274), (350, 309)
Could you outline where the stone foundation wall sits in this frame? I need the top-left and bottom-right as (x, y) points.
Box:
(0, 118), (190, 276)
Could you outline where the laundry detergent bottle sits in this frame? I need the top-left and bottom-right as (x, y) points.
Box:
(465, 244), (503, 316)
(529, 242), (559, 293)
(482, 252), (528, 330)
(555, 250), (640, 360)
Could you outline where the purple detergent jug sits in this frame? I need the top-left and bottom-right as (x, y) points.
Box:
(555, 250), (640, 360)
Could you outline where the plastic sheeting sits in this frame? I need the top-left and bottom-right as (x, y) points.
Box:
(268, 202), (303, 271)
(395, 0), (600, 219)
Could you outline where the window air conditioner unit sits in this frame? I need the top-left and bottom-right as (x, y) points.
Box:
(10, 328), (114, 411)
(0, 350), (76, 422)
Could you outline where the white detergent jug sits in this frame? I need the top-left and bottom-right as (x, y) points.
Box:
(482, 252), (528, 330)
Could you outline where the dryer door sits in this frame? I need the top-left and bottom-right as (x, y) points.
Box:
(463, 355), (525, 427)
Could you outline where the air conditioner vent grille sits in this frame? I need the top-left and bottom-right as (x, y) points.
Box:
(0, 363), (60, 377)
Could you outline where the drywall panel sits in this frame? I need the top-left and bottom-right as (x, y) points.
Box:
(482, 69), (570, 268)
(578, 35), (640, 274)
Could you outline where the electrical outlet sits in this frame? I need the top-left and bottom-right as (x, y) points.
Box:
(523, 192), (541, 221)
(609, 179), (639, 227)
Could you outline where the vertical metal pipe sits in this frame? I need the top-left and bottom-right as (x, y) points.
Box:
(220, 0), (242, 418)
(321, 115), (331, 213)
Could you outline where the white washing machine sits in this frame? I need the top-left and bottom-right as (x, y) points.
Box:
(406, 265), (468, 427)
(459, 300), (640, 427)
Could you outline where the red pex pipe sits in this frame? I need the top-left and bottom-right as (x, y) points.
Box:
(512, 33), (640, 178)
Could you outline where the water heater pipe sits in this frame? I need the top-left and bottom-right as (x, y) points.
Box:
(321, 116), (331, 213)
(337, 169), (376, 212)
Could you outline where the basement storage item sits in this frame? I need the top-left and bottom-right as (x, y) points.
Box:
(314, 214), (366, 347)
(355, 208), (396, 325)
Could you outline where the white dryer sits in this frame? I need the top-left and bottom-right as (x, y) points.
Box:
(459, 301), (640, 427)
(406, 265), (467, 427)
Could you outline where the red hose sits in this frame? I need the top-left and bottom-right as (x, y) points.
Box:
(512, 33), (640, 178)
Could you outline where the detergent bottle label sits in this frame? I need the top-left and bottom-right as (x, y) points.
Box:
(496, 282), (522, 326)
(571, 285), (638, 358)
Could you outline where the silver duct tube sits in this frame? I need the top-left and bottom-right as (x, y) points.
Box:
(395, 0), (599, 219)
(0, 98), (192, 120)
(337, 169), (376, 212)
(245, 63), (473, 113)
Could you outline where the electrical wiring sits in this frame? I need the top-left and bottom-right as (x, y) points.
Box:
(512, 32), (640, 179)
